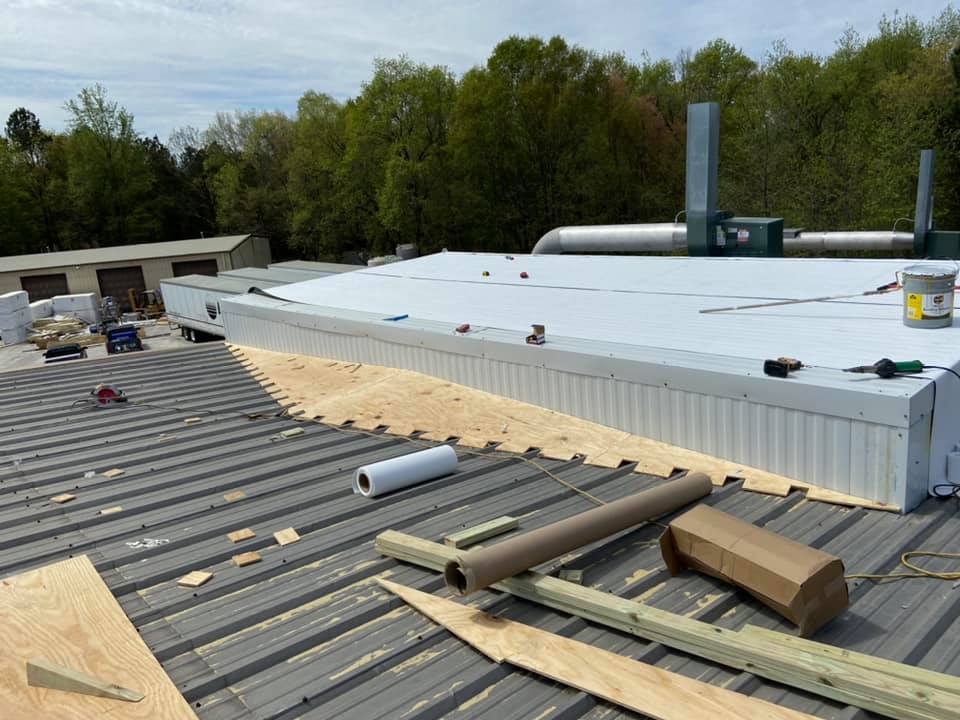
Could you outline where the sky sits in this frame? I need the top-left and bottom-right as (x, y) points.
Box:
(0, 0), (952, 141)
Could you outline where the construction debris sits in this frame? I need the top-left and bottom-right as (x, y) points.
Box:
(444, 515), (519, 548)
(233, 551), (261, 567)
(177, 571), (214, 588)
(227, 528), (256, 543)
(50, 494), (75, 504)
(273, 528), (300, 546)
(378, 579), (817, 720)
(26, 658), (145, 703)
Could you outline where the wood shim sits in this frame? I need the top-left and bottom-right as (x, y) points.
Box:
(232, 552), (261, 567)
(226, 528), (255, 543)
(273, 528), (300, 546)
(177, 571), (213, 588)
(378, 579), (816, 720)
(0, 556), (198, 719)
(102, 469), (125, 479)
(231, 344), (899, 512)
(51, 494), (75, 504)
(99, 506), (122, 516)
(222, 490), (246, 503)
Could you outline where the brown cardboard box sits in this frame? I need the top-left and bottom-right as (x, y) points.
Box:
(659, 504), (848, 636)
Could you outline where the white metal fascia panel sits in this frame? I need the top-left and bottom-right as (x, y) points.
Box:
(221, 305), (913, 508)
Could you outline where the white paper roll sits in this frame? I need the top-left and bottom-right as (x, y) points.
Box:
(353, 445), (458, 498)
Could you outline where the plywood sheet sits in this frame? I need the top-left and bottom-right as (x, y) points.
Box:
(378, 579), (816, 720)
(0, 556), (197, 719)
(232, 345), (895, 511)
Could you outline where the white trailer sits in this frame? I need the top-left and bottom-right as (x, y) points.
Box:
(160, 275), (286, 341)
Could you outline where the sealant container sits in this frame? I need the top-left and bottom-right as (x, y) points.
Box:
(902, 264), (957, 328)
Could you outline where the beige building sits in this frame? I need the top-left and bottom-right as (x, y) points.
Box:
(0, 235), (270, 309)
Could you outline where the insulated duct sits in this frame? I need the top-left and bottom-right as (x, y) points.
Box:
(531, 225), (914, 255)
(443, 472), (712, 596)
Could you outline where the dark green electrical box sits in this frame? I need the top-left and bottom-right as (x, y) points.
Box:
(718, 217), (785, 257)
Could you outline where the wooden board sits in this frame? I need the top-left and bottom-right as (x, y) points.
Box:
(177, 571), (213, 588)
(273, 528), (300, 546)
(51, 494), (75, 504)
(232, 552), (261, 567)
(378, 579), (816, 720)
(226, 528), (255, 543)
(444, 516), (519, 548)
(102, 469), (124, 479)
(375, 530), (959, 720)
(222, 490), (246, 503)
(0, 555), (197, 719)
(232, 345), (896, 511)
(99, 507), (122, 516)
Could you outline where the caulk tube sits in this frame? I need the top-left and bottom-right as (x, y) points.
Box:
(353, 445), (458, 497)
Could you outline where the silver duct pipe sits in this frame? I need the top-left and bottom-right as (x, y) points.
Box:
(533, 223), (685, 254)
(532, 224), (914, 255)
(785, 231), (914, 252)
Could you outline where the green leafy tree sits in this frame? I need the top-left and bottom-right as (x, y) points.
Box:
(63, 85), (158, 246)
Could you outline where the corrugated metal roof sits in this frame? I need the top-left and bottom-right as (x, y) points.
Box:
(219, 267), (342, 284)
(0, 235), (253, 273)
(1, 343), (958, 719)
(161, 274), (286, 293)
(269, 260), (363, 274)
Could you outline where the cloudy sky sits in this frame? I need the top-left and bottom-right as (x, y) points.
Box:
(0, 1), (951, 140)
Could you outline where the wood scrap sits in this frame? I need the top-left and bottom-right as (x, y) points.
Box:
(444, 516), (519, 548)
(222, 490), (246, 503)
(177, 571), (213, 588)
(51, 494), (75, 504)
(375, 529), (960, 720)
(226, 528), (256, 543)
(378, 579), (817, 720)
(99, 506), (123, 516)
(273, 528), (300, 546)
(231, 344), (896, 512)
(26, 658), (144, 702)
(183, 417), (202, 425)
(232, 551), (261, 567)
(102, 468), (125, 479)
(0, 556), (198, 718)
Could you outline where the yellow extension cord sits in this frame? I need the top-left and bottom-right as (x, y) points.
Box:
(846, 551), (960, 582)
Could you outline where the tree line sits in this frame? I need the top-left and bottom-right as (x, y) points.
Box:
(2, 9), (959, 261)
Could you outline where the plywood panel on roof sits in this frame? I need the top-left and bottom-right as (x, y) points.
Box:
(0, 555), (197, 720)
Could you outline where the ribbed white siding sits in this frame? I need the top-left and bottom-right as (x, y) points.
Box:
(224, 308), (915, 508)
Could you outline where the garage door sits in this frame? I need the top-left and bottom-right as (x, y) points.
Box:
(97, 266), (146, 311)
(20, 273), (69, 300)
(172, 259), (219, 277)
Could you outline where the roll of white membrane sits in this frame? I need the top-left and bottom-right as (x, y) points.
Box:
(353, 445), (458, 497)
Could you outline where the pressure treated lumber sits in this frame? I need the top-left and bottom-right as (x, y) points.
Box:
(0, 555), (197, 719)
(231, 344), (898, 511)
(378, 579), (817, 720)
(444, 473), (711, 595)
(27, 658), (144, 702)
(444, 516), (519, 548)
(375, 530), (959, 720)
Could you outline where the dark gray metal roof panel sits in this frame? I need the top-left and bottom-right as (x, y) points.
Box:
(0, 342), (957, 719)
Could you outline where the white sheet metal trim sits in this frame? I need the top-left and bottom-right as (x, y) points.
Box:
(223, 307), (919, 509)
(222, 294), (927, 427)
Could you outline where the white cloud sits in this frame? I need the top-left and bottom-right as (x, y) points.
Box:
(0, 0), (951, 139)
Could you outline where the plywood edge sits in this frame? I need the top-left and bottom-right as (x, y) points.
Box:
(231, 345), (900, 513)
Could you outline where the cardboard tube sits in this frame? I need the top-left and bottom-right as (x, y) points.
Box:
(444, 472), (712, 596)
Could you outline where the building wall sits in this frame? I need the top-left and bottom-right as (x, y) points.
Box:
(0, 253), (230, 300)
(228, 236), (271, 270)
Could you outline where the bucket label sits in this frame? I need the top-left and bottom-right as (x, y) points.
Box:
(907, 291), (954, 319)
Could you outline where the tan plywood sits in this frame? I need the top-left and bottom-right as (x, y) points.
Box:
(0, 556), (197, 719)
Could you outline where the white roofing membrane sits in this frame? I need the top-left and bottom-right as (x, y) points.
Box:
(270, 252), (960, 373)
